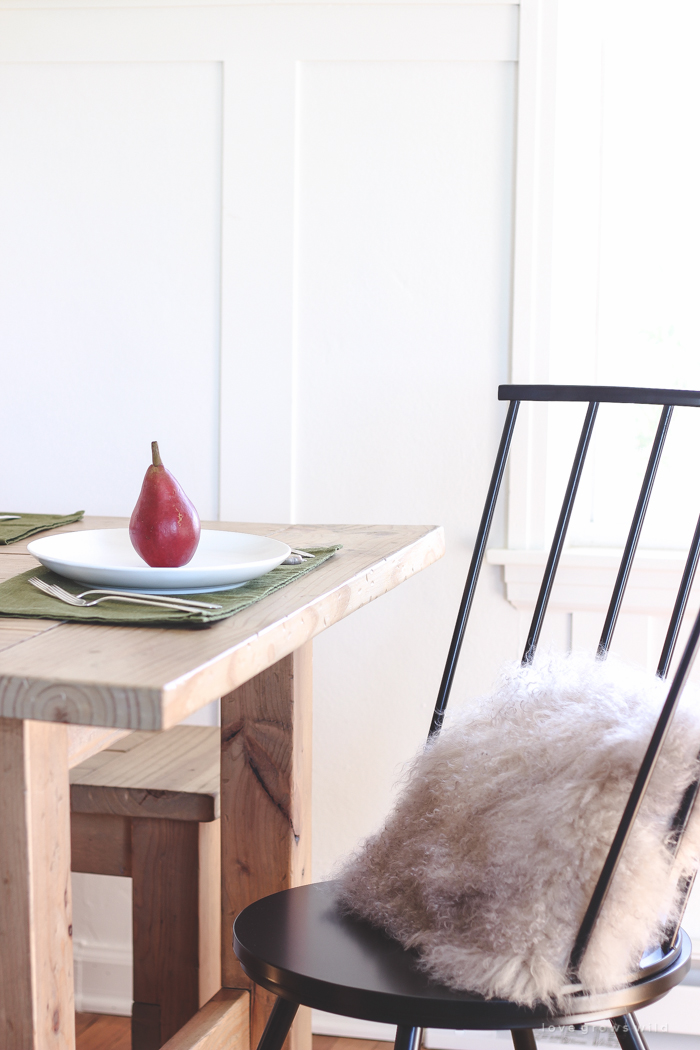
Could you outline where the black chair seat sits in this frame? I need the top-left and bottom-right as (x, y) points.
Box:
(233, 881), (691, 1031)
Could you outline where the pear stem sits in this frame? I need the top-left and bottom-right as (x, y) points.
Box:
(151, 441), (163, 467)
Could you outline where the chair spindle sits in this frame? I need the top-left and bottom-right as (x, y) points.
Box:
(653, 514), (700, 947)
(598, 406), (674, 659)
(657, 511), (700, 678)
(663, 870), (697, 953)
(428, 400), (520, 738)
(569, 602), (700, 975)
(522, 402), (598, 665)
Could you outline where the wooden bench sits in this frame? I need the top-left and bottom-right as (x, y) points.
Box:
(70, 725), (221, 1050)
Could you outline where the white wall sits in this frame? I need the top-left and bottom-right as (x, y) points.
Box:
(4, 6), (696, 1041)
(0, 60), (222, 518)
(296, 54), (518, 877)
(11, 3), (699, 1045)
(0, 0), (521, 1017)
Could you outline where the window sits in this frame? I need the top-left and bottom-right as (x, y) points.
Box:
(512, 0), (700, 552)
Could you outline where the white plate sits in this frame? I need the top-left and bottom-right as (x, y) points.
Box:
(28, 528), (291, 594)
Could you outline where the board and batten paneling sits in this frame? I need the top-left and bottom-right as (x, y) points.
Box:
(0, 60), (222, 519)
(0, 0), (524, 1028)
(3, 0), (700, 1043)
(0, 0), (521, 870)
(293, 55), (519, 873)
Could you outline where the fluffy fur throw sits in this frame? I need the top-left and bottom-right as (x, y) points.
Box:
(336, 652), (700, 1007)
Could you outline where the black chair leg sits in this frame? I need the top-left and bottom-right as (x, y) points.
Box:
(511, 1030), (537, 1050)
(256, 997), (300, 1050)
(611, 1014), (650, 1050)
(394, 1027), (424, 1050)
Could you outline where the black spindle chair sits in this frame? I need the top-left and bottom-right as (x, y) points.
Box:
(234, 385), (700, 1050)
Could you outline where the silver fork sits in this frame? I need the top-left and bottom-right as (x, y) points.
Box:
(28, 577), (221, 613)
(73, 586), (221, 609)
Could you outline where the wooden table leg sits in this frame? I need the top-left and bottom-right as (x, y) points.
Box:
(131, 817), (201, 1050)
(131, 815), (222, 1050)
(221, 643), (313, 1050)
(0, 717), (75, 1050)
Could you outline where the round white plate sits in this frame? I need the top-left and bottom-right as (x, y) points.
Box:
(27, 528), (292, 594)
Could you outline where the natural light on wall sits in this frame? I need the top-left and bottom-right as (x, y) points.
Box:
(546, 0), (700, 550)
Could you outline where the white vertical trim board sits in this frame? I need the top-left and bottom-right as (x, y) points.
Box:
(507, 0), (559, 552)
(510, 0), (559, 388)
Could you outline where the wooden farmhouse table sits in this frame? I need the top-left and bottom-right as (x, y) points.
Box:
(0, 517), (444, 1050)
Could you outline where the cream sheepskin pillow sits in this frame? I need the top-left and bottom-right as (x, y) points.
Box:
(336, 652), (700, 1007)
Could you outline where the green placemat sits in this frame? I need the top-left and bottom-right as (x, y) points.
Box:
(0, 546), (341, 628)
(0, 510), (85, 545)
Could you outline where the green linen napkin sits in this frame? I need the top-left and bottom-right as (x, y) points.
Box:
(0, 545), (341, 628)
(0, 510), (85, 545)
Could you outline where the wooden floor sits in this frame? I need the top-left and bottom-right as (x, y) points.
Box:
(75, 1014), (391, 1050)
(314, 1039), (392, 1050)
(75, 1014), (131, 1050)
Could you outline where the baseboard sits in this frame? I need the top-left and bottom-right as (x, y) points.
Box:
(312, 1011), (397, 1042)
(313, 985), (700, 1047)
(73, 939), (132, 1016)
(74, 947), (700, 1036)
(312, 1022), (700, 1050)
(309, 1016), (609, 1050)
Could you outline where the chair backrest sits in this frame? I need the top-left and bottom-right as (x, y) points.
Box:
(430, 384), (700, 980)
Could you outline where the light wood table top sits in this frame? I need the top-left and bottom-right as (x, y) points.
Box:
(0, 517), (444, 730)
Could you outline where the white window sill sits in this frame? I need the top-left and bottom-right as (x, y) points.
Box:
(487, 548), (695, 615)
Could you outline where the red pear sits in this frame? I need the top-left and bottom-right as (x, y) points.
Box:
(129, 442), (201, 567)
